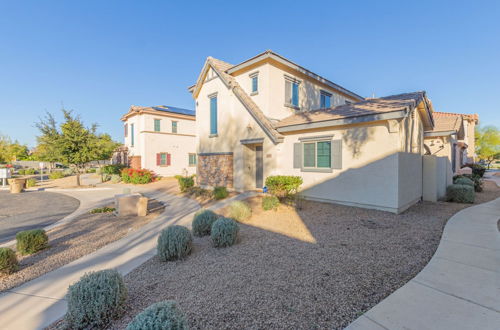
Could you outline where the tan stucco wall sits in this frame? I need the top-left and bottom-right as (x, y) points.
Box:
(124, 113), (196, 177)
(232, 59), (357, 120)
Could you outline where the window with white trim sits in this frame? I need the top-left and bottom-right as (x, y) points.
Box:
(250, 73), (258, 94)
(320, 91), (331, 108)
(285, 78), (299, 107)
(303, 141), (331, 168)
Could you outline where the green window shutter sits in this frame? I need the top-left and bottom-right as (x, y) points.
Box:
(160, 153), (166, 165)
(130, 124), (134, 146)
(154, 119), (160, 132)
(210, 97), (217, 134)
(172, 121), (178, 133)
(303, 142), (316, 167)
(317, 141), (331, 168)
(331, 139), (342, 169)
(293, 143), (302, 168)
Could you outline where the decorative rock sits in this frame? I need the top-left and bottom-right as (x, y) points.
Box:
(115, 193), (142, 216)
(137, 196), (148, 216)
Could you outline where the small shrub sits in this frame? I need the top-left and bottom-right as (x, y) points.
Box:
(175, 175), (195, 192)
(213, 186), (228, 200)
(0, 247), (18, 275)
(126, 300), (188, 330)
(49, 171), (65, 180)
(110, 174), (121, 183)
(62, 168), (74, 176)
(262, 195), (280, 211)
(26, 178), (37, 188)
(157, 225), (192, 261)
(20, 168), (36, 175)
(121, 168), (155, 184)
(102, 173), (111, 182)
(454, 176), (474, 187)
(228, 201), (252, 222)
(65, 269), (127, 329)
(102, 164), (127, 175)
(192, 209), (219, 237)
(90, 207), (115, 214)
(186, 186), (211, 198)
(265, 175), (303, 198)
(447, 184), (475, 203)
(16, 229), (49, 255)
(18, 169), (25, 175)
(86, 168), (97, 173)
(461, 174), (484, 192)
(211, 217), (239, 248)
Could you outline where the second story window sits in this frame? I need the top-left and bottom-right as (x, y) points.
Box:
(130, 123), (135, 147)
(285, 78), (299, 108)
(172, 121), (178, 133)
(250, 72), (258, 94)
(124, 124), (128, 137)
(320, 91), (331, 108)
(154, 119), (161, 132)
(209, 95), (218, 135)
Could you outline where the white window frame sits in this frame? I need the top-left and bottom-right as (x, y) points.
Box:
(284, 75), (300, 109)
(249, 71), (259, 95)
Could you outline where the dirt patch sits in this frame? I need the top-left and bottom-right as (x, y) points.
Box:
(0, 199), (165, 292)
(106, 181), (499, 330)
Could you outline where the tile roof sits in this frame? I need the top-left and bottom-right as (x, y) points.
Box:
(431, 112), (463, 132)
(275, 92), (426, 128)
(124, 105), (195, 120)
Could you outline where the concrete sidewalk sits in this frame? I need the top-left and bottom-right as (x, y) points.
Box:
(346, 197), (500, 330)
(0, 189), (254, 330)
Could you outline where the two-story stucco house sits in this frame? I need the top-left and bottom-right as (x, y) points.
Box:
(121, 105), (197, 177)
(189, 50), (436, 213)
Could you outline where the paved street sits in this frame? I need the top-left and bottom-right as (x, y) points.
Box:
(0, 191), (80, 244)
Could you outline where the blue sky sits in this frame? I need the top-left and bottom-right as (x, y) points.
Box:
(1, 0), (499, 147)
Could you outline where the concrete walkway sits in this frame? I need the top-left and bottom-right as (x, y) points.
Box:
(484, 170), (500, 188)
(0, 190), (253, 330)
(346, 197), (500, 330)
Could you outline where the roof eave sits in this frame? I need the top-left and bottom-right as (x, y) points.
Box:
(276, 109), (407, 133)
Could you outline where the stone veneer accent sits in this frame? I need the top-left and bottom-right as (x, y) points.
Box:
(197, 153), (233, 188)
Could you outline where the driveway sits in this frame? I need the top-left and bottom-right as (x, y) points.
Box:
(0, 191), (80, 244)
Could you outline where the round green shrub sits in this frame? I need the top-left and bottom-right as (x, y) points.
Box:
(262, 195), (279, 211)
(0, 247), (18, 275)
(126, 300), (188, 330)
(16, 229), (49, 255)
(228, 201), (252, 222)
(49, 171), (65, 180)
(213, 186), (228, 200)
(110, 174), (121, 183)
(65, 269), (127, 329)
(26, 178), (37, 188)
(192, 209), (219, 237)
(447, 184), (475, 203)
(157, 226), (192, 261)
(454, 177), (474, 187)
(211, 217), (239, 248)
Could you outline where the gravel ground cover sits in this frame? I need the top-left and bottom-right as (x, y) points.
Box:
(0, 199), (164, 292)
(105, 181), (500, 330)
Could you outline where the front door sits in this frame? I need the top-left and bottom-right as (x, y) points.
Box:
(255, 145), (263, 188)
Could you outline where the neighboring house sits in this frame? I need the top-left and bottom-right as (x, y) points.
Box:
(121, 105), (197, 177)
(189, 50), (436, 213)
(424, 112), (479, 175)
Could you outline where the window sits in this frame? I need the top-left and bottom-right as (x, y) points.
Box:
(130, 123), (134, 147)
(285, 79), (299, 107)
(303, 141), (331, 168)
(172, 121), (178, 133)
(210, 95), (218, 135)
(320, 91), (331, 108)
(188, 153), (197, 166)
(124, 124), (128, 137)
(345, 100), (352, 105)
(157, 152), (171, 166)
(154, 119), (161, 132)
(250, 73), (258, 93)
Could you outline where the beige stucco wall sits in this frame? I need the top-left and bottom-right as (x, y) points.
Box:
(425, 134), (459, 180)
(124, 113), (196, 177)
(232, 60), (357, 120)
(196, 71), (276, 191)
(275, 121), (422, 213)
